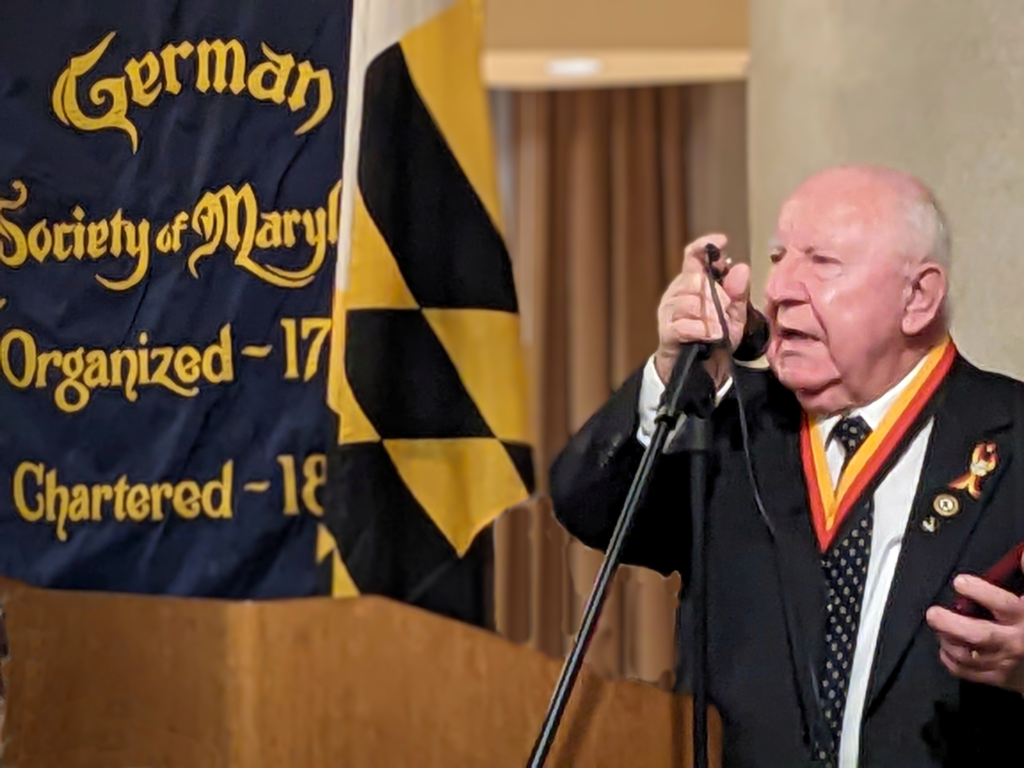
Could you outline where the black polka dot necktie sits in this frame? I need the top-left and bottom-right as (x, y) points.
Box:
(815, 416), (873, 767)
(833, 415), (870, 474)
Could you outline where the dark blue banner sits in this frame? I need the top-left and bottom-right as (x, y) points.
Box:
(0, 0), (350, 597)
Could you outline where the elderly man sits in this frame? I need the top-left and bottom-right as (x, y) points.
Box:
(551, 166), (1024, 767)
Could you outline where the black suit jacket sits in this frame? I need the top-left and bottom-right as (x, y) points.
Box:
(550, 354), (1024, 767)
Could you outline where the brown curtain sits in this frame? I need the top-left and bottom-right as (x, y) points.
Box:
(493, 83), (749, 687)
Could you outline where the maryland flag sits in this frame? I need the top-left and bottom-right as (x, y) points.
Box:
(323, 0), (533, 623)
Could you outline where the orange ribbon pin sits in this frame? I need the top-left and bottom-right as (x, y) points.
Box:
(949, 442), (998, 499)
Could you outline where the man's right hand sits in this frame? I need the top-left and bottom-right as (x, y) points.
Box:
(655, 234), (751, 389)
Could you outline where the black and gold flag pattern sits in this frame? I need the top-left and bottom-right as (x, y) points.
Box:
(324, 0), (533, 621)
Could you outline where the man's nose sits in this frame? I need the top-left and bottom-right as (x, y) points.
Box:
(764, 257), (808, 308)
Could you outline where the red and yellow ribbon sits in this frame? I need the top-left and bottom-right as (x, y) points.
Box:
(801, 339), (956, 551)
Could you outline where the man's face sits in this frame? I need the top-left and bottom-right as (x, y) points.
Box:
(764, 176), (912, 415)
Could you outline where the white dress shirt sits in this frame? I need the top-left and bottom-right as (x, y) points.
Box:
(636, 355), (932, 768)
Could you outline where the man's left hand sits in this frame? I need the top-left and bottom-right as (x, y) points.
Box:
(925, 555), (1024, 694)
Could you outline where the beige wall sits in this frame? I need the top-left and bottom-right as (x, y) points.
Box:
(484, 0), (747, 51)
(749, 0), (1024, 378)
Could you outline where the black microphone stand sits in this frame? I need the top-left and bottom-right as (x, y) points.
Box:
(526, 338), (718, 768)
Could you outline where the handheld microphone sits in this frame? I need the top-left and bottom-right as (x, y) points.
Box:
(705, 243), (770, 362)
(657, 243), (733, 425)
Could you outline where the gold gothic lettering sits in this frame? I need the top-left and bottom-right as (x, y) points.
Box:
(52, 33), (334, 151)
(0, 325), (235, 413)
(0, 180), (340, 290)
(13, 460), (234, 542)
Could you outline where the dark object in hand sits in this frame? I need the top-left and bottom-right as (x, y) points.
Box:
(704, 243), (726, 280)
(951, 542), (1024, 620)
(702, 243), (769, 363)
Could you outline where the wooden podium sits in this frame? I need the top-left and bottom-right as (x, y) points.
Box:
(0, 579), (720, 767)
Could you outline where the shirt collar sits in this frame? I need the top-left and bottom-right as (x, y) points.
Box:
(815, 354), (931, 445)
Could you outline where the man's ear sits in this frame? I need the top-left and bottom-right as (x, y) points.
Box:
(902, 263), (947, 336)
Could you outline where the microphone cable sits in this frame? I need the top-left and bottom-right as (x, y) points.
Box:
(705, 245), (829, 751)
(702, 244), (776, 540)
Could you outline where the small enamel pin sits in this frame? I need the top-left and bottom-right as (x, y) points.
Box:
(949, 442), (998, 499)
(921, 515), (939, 534)
(932, 493), (960, 518)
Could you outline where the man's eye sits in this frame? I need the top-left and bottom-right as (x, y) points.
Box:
(810, 253), (843, 277)
(769, 251), (784, 264)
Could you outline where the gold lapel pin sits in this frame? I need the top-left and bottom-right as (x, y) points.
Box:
(949, 442), (998, 499)
(932, 493), (960, 518)
(921, 515), (939, 534)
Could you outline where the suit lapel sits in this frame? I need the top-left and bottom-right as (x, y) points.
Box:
(866, 357), (1014, 711)
(746, 380), (829, 746)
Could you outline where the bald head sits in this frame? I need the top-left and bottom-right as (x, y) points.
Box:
(764, 164), (951, 416)
(789, 165), (951, 271)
